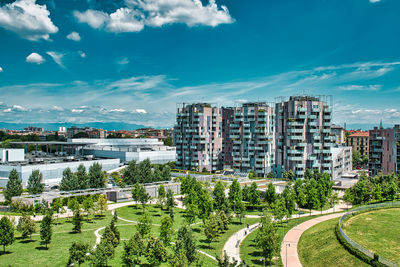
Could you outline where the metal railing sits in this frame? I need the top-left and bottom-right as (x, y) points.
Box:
(338, 201), (400, 267)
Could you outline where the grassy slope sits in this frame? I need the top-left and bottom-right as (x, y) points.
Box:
(343, 208), (400, 263)
(298, 217), (369, 267)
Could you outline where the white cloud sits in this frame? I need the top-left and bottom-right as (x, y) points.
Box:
(26, 53), (45, 64)
(12, 105), (25, 111)
(110, 108), (126, 112)
(135, 109), (147, 114)
(73, 9), (108, 29)
(52, 106), (64, 111)
(370, 0), (381, 3)
(3, 108), (12, 113)
(78, 51), (86, 58)
(71, 109), (84, 113)
(46, 51), (65, 68)
(0, 0), (58, 41)
(74, 0), (234, 33)
(66, 31), (81, 41)
(117, 57), (129, 65)
(0, 67), (3, 72)
(338, 84), (381, 91)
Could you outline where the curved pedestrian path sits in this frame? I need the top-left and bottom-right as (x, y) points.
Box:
(280, 212), (345, 267)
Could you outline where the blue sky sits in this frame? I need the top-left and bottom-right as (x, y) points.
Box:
(0, 0), (399, 127)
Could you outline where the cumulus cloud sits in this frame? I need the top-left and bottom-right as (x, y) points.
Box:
(46, 51), (65, 68)
(26, 53), (45, 64)
(370, 0), (381, 3)
(71, 109), (84, 113)
(0, 0), (58, 41)
(0, 67), (3, 72)
(66, 31), (81, 41)
(12, 105), (25, 111)
(74, 0), (234, 33)
(134, 109), (147, 114)
(338, 84), (381, 91)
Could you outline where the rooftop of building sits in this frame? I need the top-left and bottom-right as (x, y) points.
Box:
(348, 131), (369, 137)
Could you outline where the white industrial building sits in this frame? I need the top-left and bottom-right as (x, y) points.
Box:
(71, 138), (176, 164)
(330, 146), (353, 179)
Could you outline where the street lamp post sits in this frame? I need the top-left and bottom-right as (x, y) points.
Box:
(286, 243), (291, 267)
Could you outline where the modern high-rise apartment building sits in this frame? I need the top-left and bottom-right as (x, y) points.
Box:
(368, 126), (398, 176)
(174, 103), (231, 172)
(346, 131), (369, 157)
(275, 95), (334, 178)
(230, 102), (275, 177)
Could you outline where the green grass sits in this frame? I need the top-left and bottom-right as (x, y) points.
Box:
(298, 217), (369, 267)
(240, 214), (319, 266)
(343, 208), (400, 263)
(0, 211), (112, 267)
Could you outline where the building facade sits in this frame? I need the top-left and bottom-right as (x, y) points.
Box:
(174, 103), (225, 172)
(368, 127), (396, 176)
(331, 125), (345, 145)
(231, 102), (275, 177)
(346, 131), (369, 157)
(275, 96), (334, 178)
(330, 146), (352, 179)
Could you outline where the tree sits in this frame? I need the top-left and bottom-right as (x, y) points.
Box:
(138, 158), (153, 183)
(373, 183), (383, 202)
(109, 219), (120, 246)
(352, 150), (362, 168)
(60, 168), (77, 191)
(328, 191), (340, 212)
(88, 163), (106, 188)
(27, 170), (44, 194)
(242, 184), (250, 201)
(216, 250), (238, 267)
(158, 184), (166, 209)
(272, 197), (287, 225)
(146, 236), (168, 266)
(175, 225), (198, 264)
(197, 189), (213, 221)
(40, 214), (52, 248)
(282, 185), (296, 218)
(265, 182), (277, 206)
(68, 241), (89, 266)
(97, 194), (108, 216)
(131, 182), (141, 209)
(306, 179), (320, 213)
(75, 164), (88, 190)
(82, 196), (94, 222)
(185, 203), (198, 225)
(228, 179), (243, 214)
(135, 183), (150, 211)
(90, 238), (114, 266)
(4, 169), (23, 202)
(163, 136), (173, 146)
(161, 165), (171, 181)
(0, 216), (14, 253)
(287, 170), (295, 180)
(255, 213), (279, 265)
(136, 212), (152, 238)
(218, 210), (230, 232)
(203, 214), (219, 247)
(123, 160), (139, 185)
(166, 189), (176, 211)
(52, 198), (65, 223)
(72, 208), (83, 233)
(213, 181), (228, 212)
(248, 182), (261, 207)
(160, 215), (174, 246)
(122, 232), (144, 266)
(387, 180), (398, 201)
(103, 225), (119, 248)
(17, 214), (36, 240)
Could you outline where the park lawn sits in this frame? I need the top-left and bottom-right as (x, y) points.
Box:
(240, 214), (319, 266)
(0, 211), (112, 267)
(343, 208), (400, 263)
(298, 217), (369, 267)
(116, 204), (201, 230)
(191, 217), (261, 259)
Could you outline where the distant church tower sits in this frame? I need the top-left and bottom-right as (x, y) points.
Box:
(379, 119), (383, 129)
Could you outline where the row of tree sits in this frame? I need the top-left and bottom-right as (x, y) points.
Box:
(344, 172), (399, 205)
(4, 169), (44, 202)
(123, 159), (171, 185)
(59, 163), (106, 191)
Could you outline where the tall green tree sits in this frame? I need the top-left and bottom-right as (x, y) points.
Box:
(131, 182), (141, 209)
(40, 214), (52, 248)
(122, 232), (144, 266)
(96, 194), (108, 216)
(90, 237), (114, 266)
(123, 160), (138, 185)
(82, 196), (94, 222)
(160, 215), (174, 246)
(197, 189), (213, 221)
(17, 214), (36, 240)
(213, 181), (228, 212)
(88, 163), (106, 188)
(68, 241), (89, 267)
(27, 170), (44, 194)
(161, 165), (171, 181)
(216, 251), (238, 267)
(138, 185), (151, 210)
(75, 164), (89, 189)
(282, 185), (296, 218)
(59, 168), (77, 191)
(138, 158), (153, 183)
(72, 208), (83, 233)
(203, 214), (219, 247)
(265, 182), (277, 206)
(184, 203), (198, 225)
(136, 212), (152, 238)
(166, 189), (176, 211)
(158, 184), (166, 209)
(175, 225), (198, 264)
(4, 169), (23, 202)
(145, 236), (168, 266)
(255, 213), (279, 266)
(0, 216), (14, 253)
(248, 182), (261, 207)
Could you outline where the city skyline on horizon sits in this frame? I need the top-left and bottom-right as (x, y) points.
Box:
(0, 0), (400, 127)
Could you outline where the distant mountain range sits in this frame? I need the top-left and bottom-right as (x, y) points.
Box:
(0, 122), (152, 131)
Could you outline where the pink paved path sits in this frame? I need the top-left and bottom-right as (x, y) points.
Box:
(280, 212), (345, 267)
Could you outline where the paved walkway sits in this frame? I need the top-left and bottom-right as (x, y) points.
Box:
(280, 212), (345, 267)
